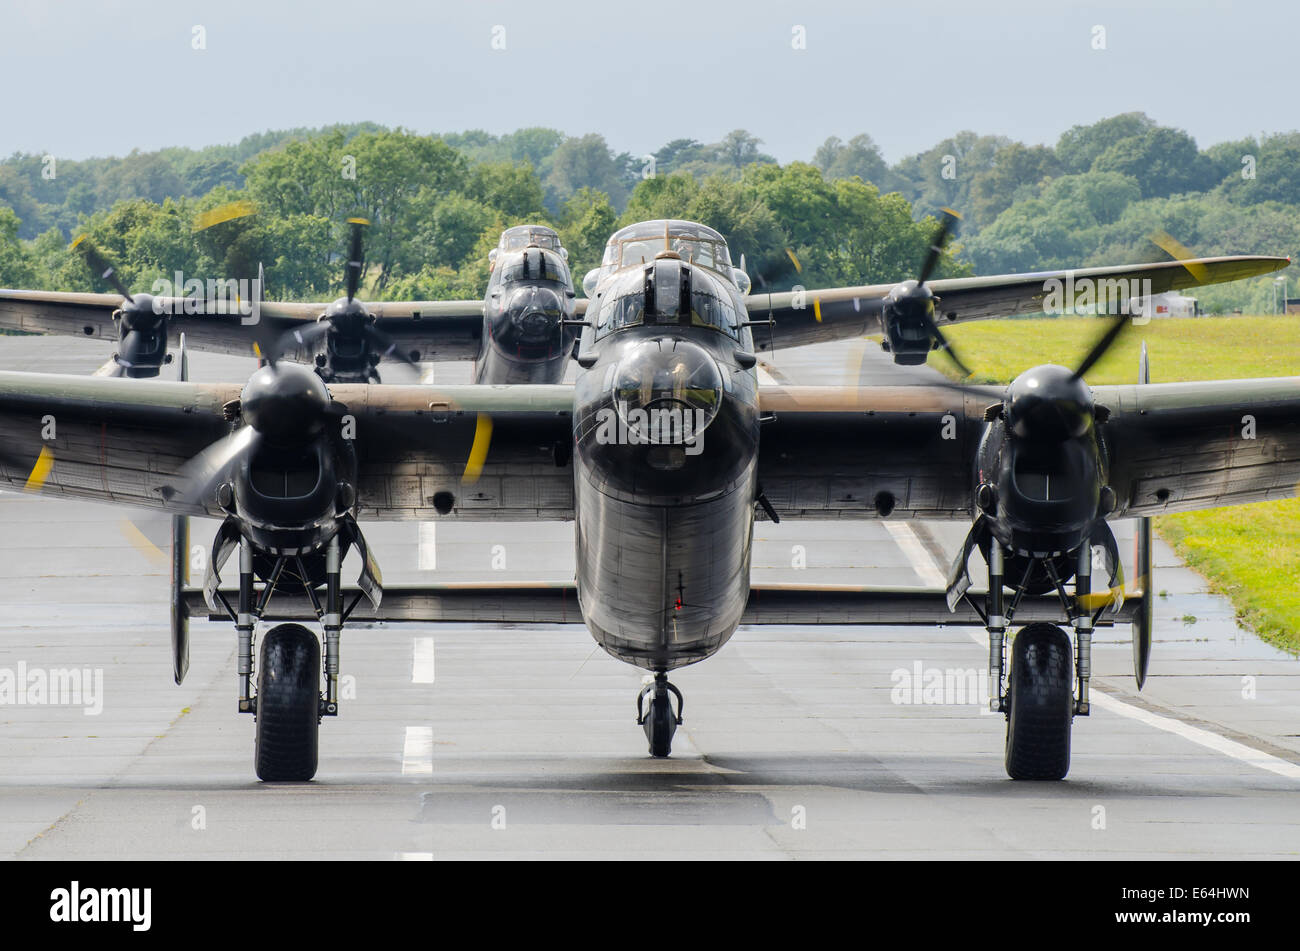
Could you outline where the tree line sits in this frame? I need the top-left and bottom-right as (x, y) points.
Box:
(1, 114), (1296, 312)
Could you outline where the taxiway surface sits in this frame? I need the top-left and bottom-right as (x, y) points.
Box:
(0, 333), (1296, 859)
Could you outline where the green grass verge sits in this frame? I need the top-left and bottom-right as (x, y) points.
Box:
(924, 315), (1300, 653)
(1157, 502), (1300, 653)
(928, 315), (1300, 384)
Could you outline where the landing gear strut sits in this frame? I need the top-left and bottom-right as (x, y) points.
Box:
(975, 533), (1113, 781)
(207, 524), (375, 782)
(636, 672), (683, 757)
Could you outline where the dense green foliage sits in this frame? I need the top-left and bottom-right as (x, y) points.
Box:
(1, 114), (1296, 308)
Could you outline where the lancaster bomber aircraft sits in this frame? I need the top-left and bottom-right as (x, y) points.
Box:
(0, 218), (1293, 781)
(0, 219), (582, 385)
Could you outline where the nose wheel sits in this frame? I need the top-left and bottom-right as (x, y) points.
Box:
(636, 672), (684, 757)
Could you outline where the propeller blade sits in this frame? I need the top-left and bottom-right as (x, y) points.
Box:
(921, 316), (973, 379)
(364, 324), (417, 366)
(253, 261), (265, 324)
(71, 235), (134, 303)
(1071, 315), (1130, 382)
(268, 321), (332, 368)
(344, 217), (369, 304)
(371, 359), (424, 384)
(175, 426), (260, 505)
(118, 513), (171, 569)
(917, 209), (960, 286)
(92, 357), (128, 378)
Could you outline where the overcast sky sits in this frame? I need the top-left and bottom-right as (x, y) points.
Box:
(3, 0), (1295, 163)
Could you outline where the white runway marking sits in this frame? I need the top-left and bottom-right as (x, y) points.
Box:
(398, 852), (433, 860)
(417, 522), (437, 571)
(1090, 690), (1300, 780)
(959, 628), (1300, 781)
(401, 725), (433, 775)
(412, 637), (435, 684)
(883, 521), (947, 588)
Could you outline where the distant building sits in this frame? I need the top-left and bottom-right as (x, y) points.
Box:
(1137, 291), (1199, 318)
(1286, 298), (1300, 315)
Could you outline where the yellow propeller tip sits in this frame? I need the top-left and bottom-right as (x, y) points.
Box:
(24, 445), (54, 493)
(193, 200), (257, 232)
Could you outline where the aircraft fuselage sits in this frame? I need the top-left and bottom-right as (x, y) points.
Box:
(570, 228), (760, 671)
(475, 229), (578, 384)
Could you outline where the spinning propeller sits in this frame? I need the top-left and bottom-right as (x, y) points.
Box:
(72, 234), (136, 303)
(881, 209), (972, 376)
(70, 235), (169, 377)
(934, 310), (1137, 441)
(260, 218), (418, 379)
(173, 362), (342, 506)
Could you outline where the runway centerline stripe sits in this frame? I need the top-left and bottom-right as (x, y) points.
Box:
(960, 629), (1300, 781)
(401, 725), (433, 775)
(412, 637), (435, 684)
(883, 521), (948, 588)
(417, 522), (437, 571)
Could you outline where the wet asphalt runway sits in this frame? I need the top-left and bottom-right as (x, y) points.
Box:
(0, 333), (1297, 859)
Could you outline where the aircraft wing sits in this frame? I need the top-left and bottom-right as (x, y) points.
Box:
(2, 369), (1297, 542)
(743, 255), (1290, 352)
(0, 290), (486, 362)
(1095, 376), (1300, 516)
(0, 372), (574, 520)
(755, 384), (989, 520)
(755, 378), (1300, 521)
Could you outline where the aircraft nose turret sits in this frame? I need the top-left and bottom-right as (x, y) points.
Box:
(574, 332), (757, 502)
(611, 337), (724, 442)
(503, 285), (564, 342)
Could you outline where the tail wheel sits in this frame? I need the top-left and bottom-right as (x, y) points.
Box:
(1004, 622), (1074, 781)
(255, 623), (321, 782)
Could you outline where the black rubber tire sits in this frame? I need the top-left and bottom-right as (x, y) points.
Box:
(645, 695), (676, 758)
(255, 623), (321, 782)
(1004, 622), (1074, 781)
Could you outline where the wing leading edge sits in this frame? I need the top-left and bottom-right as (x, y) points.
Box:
(0, 371), (575, 520)
(744, 255), (1290, 352)
(0, 290), (487, 362)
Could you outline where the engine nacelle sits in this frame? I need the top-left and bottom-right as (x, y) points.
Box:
(113, 294), (169, 377)
(880, 281), (936, 366)
(222, 365), (356, 554)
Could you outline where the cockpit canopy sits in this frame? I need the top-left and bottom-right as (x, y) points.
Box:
(497, 247), (571, 287)
(498, 224), (565, 255)
(593, 257), (739, 340)
(600, 220), (733, 279)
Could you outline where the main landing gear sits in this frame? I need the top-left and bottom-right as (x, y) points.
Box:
(229, 533), (347, 781)
(636, 672), (684, 757)
(981, 537), (1106, 781)
(207, 522), (375, 782)
(255, 623), (321, 781)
